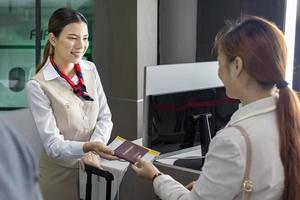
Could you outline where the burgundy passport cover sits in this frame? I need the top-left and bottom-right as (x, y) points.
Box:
(114, 140), (148, 164)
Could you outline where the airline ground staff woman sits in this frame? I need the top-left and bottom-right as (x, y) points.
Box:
(26, 7), (116, 200)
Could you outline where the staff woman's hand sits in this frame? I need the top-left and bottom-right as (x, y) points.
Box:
(131, 157), (161, 181)
(79, 151), (102, 171)
(83, 141), (118, 160)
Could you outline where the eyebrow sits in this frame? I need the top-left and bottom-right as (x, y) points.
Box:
(67, 33), (89, 37)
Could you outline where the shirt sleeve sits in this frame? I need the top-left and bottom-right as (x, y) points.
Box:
(153, 128), (245, 200)
(26, 80), (85, 159)
(0, 119), (43, 200)
(89, 63), (113, 144)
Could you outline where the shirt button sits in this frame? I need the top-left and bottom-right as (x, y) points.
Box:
(83, 116), (88, 120)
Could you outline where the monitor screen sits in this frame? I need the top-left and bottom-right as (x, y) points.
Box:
(146, 87), (239, 155)
(143, 61), (239, 167)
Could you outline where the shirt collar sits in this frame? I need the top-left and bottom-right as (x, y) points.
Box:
(226, 95), (277, 127)
(42, 57), (87, 81)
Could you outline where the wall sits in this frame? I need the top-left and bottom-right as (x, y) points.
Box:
(159, 0), (198, 64)
(93, 0), (157, 140)
(293, 0), (300, 91)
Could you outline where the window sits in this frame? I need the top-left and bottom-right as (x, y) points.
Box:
(0, 0), (93, 109)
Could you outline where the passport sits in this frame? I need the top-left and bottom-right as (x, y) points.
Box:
(114, 140), (149, 164)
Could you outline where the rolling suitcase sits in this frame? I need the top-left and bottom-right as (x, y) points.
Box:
(84, 164), (114, 200)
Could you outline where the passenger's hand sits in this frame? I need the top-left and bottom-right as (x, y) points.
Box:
(131, 157), (160, 181)
(83, 142), (118, 160)
(185, 181), (195, 191)
(79, 152), (101, 171)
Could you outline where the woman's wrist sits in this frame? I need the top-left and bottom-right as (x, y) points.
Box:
(83, 141), (107, 155)
(83, 142), (92, 153)
(151, 172), (163, 182)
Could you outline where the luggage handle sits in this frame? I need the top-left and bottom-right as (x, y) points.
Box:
(85, 164), (114, 200)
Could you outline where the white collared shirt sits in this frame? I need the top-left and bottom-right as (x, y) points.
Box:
(153, 95), (284, 200)
(26, 59), (113, 159)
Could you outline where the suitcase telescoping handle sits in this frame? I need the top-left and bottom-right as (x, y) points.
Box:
(85, 164), (114, 200)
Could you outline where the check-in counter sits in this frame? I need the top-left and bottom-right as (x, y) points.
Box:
(116, 161), (200, 200)
(79, 144), (202, 200)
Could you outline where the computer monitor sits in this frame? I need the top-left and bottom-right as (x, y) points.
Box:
(143, 62), (239, 156)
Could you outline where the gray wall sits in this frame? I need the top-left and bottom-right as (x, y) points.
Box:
(93, 0), (157, 140)
(159, 0), (198, 64)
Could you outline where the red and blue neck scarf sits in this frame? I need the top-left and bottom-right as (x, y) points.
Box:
(50, 57), (94, 101)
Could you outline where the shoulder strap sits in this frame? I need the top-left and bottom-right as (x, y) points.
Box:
(231, 125), (253, 200)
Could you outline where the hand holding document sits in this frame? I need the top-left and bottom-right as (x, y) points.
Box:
(80, 136), (160, 200)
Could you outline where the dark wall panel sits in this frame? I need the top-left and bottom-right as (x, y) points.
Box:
(196, 0), (241, 62)
(196, 0), (286, 62)
(241, 0), (286, 31)
(293, 0), (300, 91)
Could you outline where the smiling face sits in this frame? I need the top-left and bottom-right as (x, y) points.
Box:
(49, 22), (89, 67)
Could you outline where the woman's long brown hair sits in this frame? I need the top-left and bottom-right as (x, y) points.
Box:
(214, 16), (300, 199)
